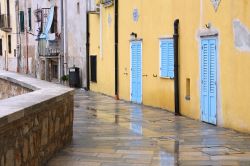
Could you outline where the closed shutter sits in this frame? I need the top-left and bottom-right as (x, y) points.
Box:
(209, 39), (217, 124)
(28, 8), (32, 30)
(201, 38), (217, 125)
(136, 41), (142, 103)
(20, 11), (24, 32)
(131, 42), (137, 102)
(201, 39), (209, 123)
(160, 39), (174, 78)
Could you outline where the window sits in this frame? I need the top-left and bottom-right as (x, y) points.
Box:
(77, 2), (80, 14)
(186, 78), (191, 100)
(0, 39), (2, 56)
(19, 11), (24, 32)
(52, 63), (58, 79)
(51, 6), (58, 33)
(8, 35), (11, 54)
(160, 38), (174, 78)
(28, 8), (32, 30)
(90, 56), (97, 82)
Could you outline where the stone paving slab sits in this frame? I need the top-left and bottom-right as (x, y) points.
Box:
(47, 90), (250, 166)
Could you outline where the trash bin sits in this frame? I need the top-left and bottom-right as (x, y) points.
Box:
(69, 66), (80, 88)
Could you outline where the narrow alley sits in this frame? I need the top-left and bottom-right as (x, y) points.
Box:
(48, 90), (250, 166)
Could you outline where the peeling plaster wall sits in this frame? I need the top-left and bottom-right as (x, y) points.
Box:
(65, 0), (93, 87)
(233, 19), (250, 52)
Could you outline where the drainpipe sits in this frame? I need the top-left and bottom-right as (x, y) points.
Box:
(114, 0), (119, 99)
(25, 0), (28, 74)
(173, 19), (180, 116)
(60, 0), (64, 82)
(86, 11), (90, 90)
(63, 0), (68, 76)
(15, 0), (20, 73)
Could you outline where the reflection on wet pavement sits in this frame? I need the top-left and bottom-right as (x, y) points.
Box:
(48, 90), (250, 166)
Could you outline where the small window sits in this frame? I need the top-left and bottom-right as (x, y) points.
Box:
(160, 38), (174, 78)
(19, 11), (24, 32)
(28, 8), (32, 30)
(77, 2), (80, 14)
(186, 78), (191, 100)
(0, 39), (2, 56)
(8, 35), (11, 54)
(90, 56), (97, 82)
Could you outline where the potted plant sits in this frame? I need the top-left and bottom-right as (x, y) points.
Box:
(61, 75), (69, 86)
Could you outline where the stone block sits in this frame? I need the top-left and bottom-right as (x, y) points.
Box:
(5, 149), (14, 166)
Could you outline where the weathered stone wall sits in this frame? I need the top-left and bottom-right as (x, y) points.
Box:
(0, 78), (32, 100)
(0, 92), (74, 166)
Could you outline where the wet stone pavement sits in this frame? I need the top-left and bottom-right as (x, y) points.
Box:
(48, 90), (250, 166)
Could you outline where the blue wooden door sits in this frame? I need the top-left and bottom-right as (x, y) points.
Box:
(201, 38), (217, 125)
(131, 41), (142, 103)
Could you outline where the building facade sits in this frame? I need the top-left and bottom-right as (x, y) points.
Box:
(0, 0), (94, 87)
(89, 0), (250, 133)
(0, 0), (18, 72)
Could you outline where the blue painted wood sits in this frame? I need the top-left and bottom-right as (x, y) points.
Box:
(136, 42), (142, 103)
(160, 39), (174, 78)
(201, 38), (217, 125)
(209, 39), (217, 125)
(131, 41), (142, 103)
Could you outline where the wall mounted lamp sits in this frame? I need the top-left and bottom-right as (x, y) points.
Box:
(130, 32), (137, 40)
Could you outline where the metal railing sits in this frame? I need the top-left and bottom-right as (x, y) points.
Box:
(38, 38), (61, 57)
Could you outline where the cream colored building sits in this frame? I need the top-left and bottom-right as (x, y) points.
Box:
(0, 0), (18, 72)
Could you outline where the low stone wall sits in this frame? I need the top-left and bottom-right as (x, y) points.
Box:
(0, 71), (74, 166)
(0, 78), (32, 100)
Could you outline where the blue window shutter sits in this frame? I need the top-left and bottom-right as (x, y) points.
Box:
(160, 39), (174, 78)
(201, 39), (209, 123)
(131, 42), (137, 102)
(160, 40), (168, 77)
(208, 39), (217, 124)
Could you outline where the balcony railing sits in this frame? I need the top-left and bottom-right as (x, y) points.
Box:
(38, 38), (61, 57)
(0, 14), (11, 32)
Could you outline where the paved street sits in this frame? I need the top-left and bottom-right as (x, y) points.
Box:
(48, 90), (250, 166)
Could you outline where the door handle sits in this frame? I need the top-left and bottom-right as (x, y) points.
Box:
(142, 74), (148, 77)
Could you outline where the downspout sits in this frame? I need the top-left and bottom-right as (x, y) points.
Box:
(114, 0), (119, 99)
(63, 0), (68, 76)
(60, 0), (64, 82)
(25, 0), (28, 74)
(173, 19), (180, 116)
(86, 11), (90, 90)
(15, 0), (20, 72)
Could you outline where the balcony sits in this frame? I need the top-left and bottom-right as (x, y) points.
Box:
(38, 37), (61, 57)
(0, 14), (12, 32)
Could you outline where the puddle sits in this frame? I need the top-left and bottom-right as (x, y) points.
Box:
(196, 146), (244, 156)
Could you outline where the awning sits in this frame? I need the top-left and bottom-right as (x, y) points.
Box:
(39, 6), (54, 40)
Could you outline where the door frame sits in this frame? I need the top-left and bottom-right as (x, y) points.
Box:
(130, 40), (143, 104)
(200, 36), (218, 125)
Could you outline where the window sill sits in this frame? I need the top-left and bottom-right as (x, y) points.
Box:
(160, 76), (174, 80)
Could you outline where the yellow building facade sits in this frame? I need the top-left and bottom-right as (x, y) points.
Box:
(89, 0), (250, 133)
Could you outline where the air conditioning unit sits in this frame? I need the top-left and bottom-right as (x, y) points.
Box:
(100, 0), (113, 8)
